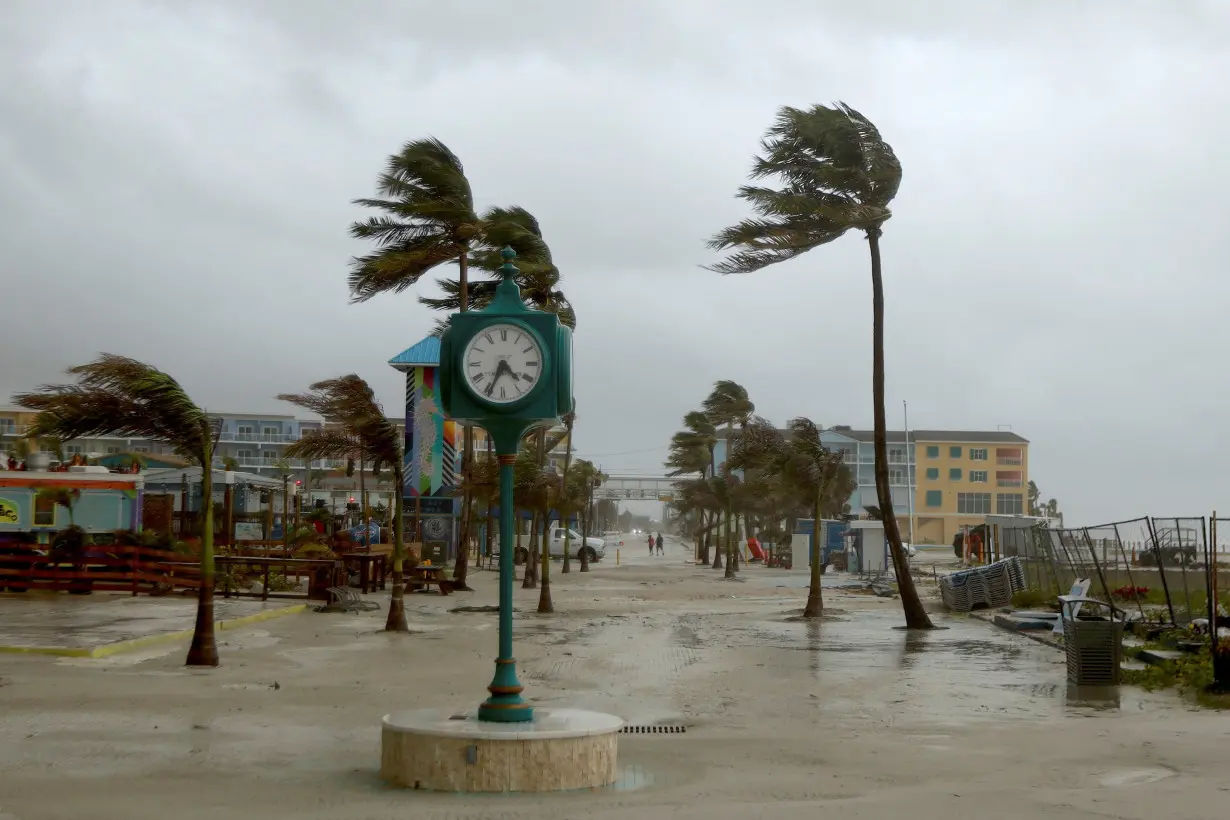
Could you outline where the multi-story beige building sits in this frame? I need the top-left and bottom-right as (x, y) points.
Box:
(818, 426), (1030, 546)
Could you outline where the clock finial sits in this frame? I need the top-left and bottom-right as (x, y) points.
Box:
(491, 245), (523, 308)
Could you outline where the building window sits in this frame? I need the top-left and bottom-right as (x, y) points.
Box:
(263, 427), (278, 439)
(888, 447), (905, 463)
(996, 493), (1024, 515)
(925, 490), (942, 507)
(949, 468), (962, 480)
(996, 448), (1023, 466)
(925, 467), (939, 480)
(105, 446), (120, 455)
(889, 468), (906, 485)
(841, 448), (855, 464)
(926, 446), (939, 458)
(33, 495), (56, 526)
(133, 446), (150, 453)
(970, 470), (988, 483)
(950, 446), (962, 458)
(957, 492), (991, 514)
(0, 419), (14, 433)
(237, 425), (254, 438)
(237, 449), (254, 463)
(262, 451), (276, 464)
(997, 470), (1023, 488)
(970, 448), (988, 461)
(66, 444), (83, 456)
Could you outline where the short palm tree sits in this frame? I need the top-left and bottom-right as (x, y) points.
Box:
(13, 355), (224, 664)
(279, 376), (410, 633)
(707, 102), (933, 629)
(665, 418), (715, 562)
(733, 417), (851, 617)
(703, 381), (754, 571)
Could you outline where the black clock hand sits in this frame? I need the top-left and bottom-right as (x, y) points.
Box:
(487, 360), (512, 396)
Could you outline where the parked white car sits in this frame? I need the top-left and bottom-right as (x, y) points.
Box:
(547, 525), (606, 562)
(512, 525), (606, 564)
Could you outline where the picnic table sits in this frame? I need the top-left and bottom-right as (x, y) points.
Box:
(407, 564), (450, 595)
(339, 551), (388, 594)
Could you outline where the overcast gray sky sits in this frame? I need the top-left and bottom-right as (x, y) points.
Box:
(2, 1), (1228, 525)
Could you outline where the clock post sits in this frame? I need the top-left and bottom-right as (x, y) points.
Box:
(439, 247), (574, 723)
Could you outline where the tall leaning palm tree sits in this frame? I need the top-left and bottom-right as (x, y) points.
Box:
(348, 137), (484, 591)
(13, 355), (224, 664)
(707, 102), (933, 629)
(279, 376), (409, 633)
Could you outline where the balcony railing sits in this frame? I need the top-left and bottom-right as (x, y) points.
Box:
(220, 432), (300, 443)
(997, 480), (1023, 488)
(996, 458), (1022, 466)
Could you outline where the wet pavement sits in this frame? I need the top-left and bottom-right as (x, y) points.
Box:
(0, 593), (295, 650)
(0, 533), (1222, 820)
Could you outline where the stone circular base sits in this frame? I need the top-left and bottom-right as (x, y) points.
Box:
(380, 708), (623, 792)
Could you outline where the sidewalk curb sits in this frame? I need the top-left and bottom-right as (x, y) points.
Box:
(970, 611), (1063, 650)
(0, 603), (307, 659)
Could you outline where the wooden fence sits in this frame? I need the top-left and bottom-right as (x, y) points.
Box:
(0, 544), (201, 595)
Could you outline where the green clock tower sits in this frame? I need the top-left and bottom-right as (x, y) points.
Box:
(439, 247), (574, 723)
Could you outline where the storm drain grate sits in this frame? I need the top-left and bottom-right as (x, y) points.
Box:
(621, 724), (687, 734)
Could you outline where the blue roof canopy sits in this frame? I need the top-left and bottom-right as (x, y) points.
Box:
(388, 336), (440, 371)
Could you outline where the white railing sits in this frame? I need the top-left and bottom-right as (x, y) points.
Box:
(997, 458), (1022, 466)
(219, 432), (299, 443)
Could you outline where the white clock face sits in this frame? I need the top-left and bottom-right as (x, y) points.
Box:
(463, 323), (543, 405)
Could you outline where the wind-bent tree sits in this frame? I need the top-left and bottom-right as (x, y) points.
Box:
(733, 417), (851, 617)
(667, 410), (718, 564)
(703, 381), (754, 572)
(348, 137), (484, 591)
(707, 102), (934, 629)
(13, 355), (224, 664)
(279, 376), (410, 633)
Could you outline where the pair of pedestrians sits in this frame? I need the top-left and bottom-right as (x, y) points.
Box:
(647, 532), (664, 556)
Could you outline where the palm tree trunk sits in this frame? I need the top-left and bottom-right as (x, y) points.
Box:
(186, 448), (218, 666)
(453, 250), (474, 589)
(385, 465), (409, 631)
(537, 511), (553, 613)
(580, 481), (593, 572)
(868, 228), (933, 630)
(723, 507), (736, 578)
(522, 512), (538, 588)
(561, 418), (574, 574)
(802, 492), (824, 617)
(358, 450), (367, 548)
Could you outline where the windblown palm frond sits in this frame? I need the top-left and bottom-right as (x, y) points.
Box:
(348, 137), (480, 302)
(13, 354), (213, 463)
(706, 102), (902, 275)
(703, 380), (755, 427)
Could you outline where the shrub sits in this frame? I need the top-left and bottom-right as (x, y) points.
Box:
(1112, 585), (1149, 602)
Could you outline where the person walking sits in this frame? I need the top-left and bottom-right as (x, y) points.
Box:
(655, 533), (664, 555)
(648, 532), (655, 556)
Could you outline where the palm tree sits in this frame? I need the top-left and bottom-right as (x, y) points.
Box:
(732, 417), (851, 617)
(706, 102), (933, 629)
(669, 410), (718, 565)
(348, 137), (482, 591)
(513, 436), (551, 591)
(702, 381), (754, 572)
(558, 411), (577, 575)
(13, 355), (224, 664)
(279, 376), (410, 632)
(666, 420), (713, 562)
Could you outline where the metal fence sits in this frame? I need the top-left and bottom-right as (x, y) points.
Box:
(998, 516), (1227, 627)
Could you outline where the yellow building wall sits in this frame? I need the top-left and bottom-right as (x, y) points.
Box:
(910, 439), (1030, 546)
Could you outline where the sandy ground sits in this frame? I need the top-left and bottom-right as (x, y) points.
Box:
(1, 534), (1228, 820)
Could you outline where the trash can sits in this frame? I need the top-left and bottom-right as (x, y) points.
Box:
(1060, 596), (1125, 686)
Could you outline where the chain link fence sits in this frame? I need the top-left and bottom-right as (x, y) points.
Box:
(999, 516), (1228, 627)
